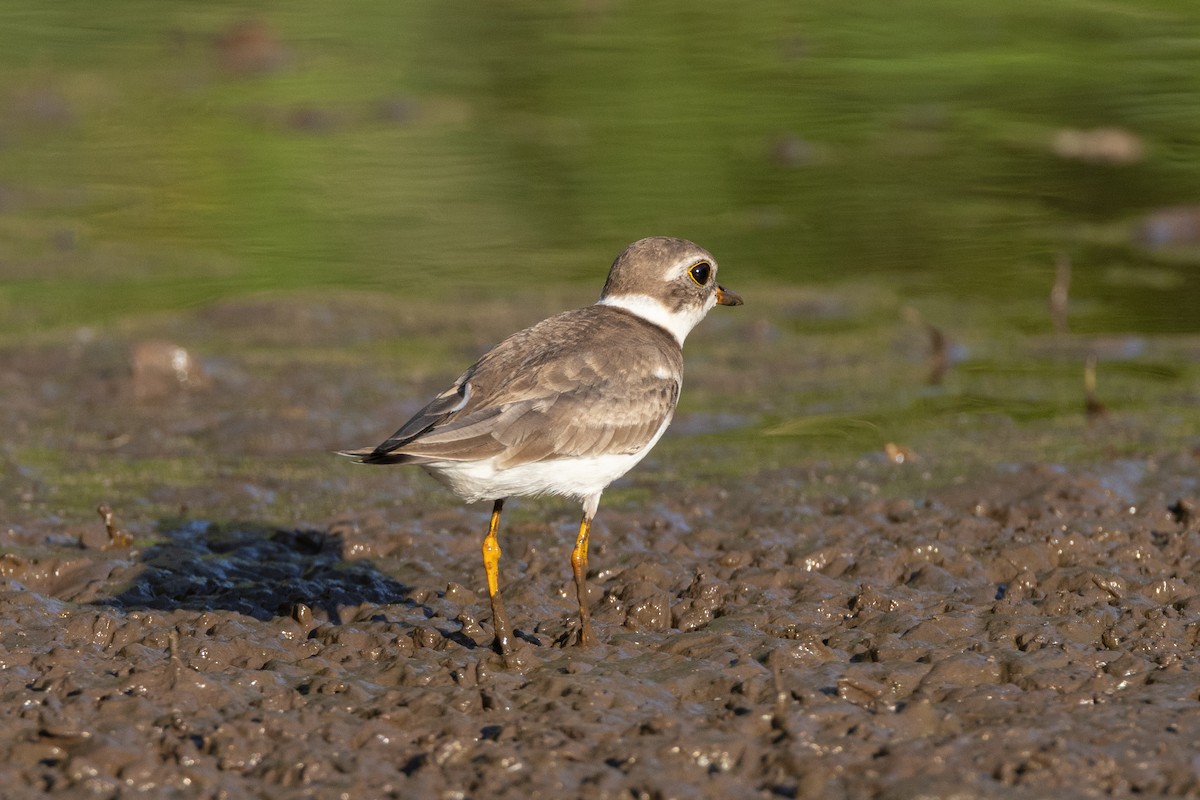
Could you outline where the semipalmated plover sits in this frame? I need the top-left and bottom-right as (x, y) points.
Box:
(342, 237), (742, 656)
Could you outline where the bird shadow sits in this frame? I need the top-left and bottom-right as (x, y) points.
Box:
(95, 518), (432, 628)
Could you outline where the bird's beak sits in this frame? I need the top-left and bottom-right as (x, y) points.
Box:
(715, 284), (744, 306)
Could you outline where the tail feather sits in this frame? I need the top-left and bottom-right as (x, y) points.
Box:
(337, 447), (418, 465)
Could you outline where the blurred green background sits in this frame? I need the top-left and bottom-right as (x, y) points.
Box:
(2, 0), (1199, 337)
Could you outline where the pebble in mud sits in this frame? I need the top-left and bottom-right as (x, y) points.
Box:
(130, 340), (208, 402)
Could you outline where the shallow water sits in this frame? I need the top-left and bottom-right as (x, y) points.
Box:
(2, 0), (1200, 337)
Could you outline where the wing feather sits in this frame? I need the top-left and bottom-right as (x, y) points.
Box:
(355, 307), (683, 467)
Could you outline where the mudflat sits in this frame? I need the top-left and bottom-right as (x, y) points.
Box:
(2, 292), (1198, 798)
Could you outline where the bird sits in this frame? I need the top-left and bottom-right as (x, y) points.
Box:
(341, 237), (742, 657)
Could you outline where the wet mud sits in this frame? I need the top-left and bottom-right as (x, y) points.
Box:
(2, 293), (1200, 798)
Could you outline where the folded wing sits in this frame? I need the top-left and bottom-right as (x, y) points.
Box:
(350, 308), (683, 467)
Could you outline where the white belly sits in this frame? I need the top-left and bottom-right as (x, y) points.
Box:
(421, 414), (673, 504)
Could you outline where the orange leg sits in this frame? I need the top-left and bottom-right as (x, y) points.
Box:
(570, 513), (597, 646)
(482, 499), (513, 655)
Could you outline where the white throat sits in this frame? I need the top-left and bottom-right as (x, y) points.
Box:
(597, 292), (714, 345)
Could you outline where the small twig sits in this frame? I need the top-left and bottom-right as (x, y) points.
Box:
(1050, 252), (1071, 334)
(1084, 353), (1107, 418)
(926, 322), (949, 386)
(903, 307), (951, 385)
(96, 503), (134, 548)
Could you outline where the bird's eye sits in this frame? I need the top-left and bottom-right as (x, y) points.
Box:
(688, 262), (712, 286)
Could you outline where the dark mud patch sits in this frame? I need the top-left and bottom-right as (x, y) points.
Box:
(3, 459), (1200, 798)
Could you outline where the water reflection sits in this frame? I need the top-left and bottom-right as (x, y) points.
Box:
(0, 1), (1198, 334)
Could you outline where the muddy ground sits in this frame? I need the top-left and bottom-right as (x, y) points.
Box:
(2, 292), (1199, 799)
